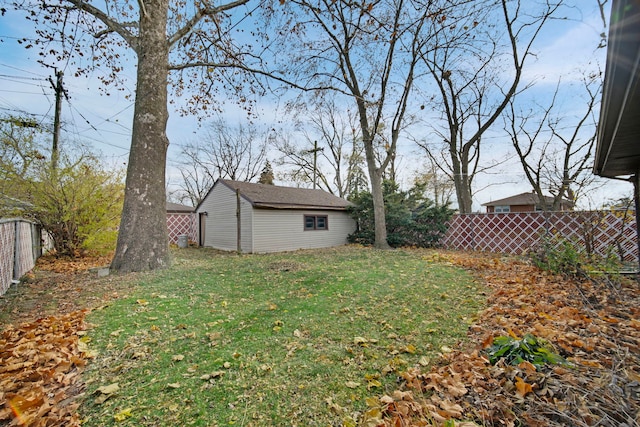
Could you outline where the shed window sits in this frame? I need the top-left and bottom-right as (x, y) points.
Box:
(494, 205), (510, 213)
(304, 215), (328, 230)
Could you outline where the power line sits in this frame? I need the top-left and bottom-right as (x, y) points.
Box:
(0, 62), (47, 78)
(0, 89), (47, 94)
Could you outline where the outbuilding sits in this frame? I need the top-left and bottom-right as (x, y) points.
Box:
(195, 179), (356, 253)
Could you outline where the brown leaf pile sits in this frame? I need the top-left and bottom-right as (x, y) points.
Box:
(33, 254), (112, 274)
(370, 252), (640, 427)
(0, 310), (89, 426)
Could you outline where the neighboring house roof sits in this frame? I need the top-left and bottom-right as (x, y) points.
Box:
(203, 179), (352, 211)
(482, 192), (572, 208)
(166, 202), (194, 213)
(594, 0), (640, 178)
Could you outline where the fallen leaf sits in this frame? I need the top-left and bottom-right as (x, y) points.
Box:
(354, 336), (369, 346)
(96, 383), (120, 395)
(113, 408), (133, 421)
(515, 376), (533, 397)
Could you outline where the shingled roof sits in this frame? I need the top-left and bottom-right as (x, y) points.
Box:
(482, 192), (573, 208)
(166, 202), (194, 213)
(216, 179), (352, 210)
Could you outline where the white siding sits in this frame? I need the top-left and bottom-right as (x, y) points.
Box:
(197, 184), (254, 252)
(252, 209), (356, 253)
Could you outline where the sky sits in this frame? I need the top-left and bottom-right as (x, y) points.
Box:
(0, 0), (633, 211)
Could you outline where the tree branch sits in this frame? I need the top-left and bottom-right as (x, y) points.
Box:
(167, 0), (250, 48)
(66, 0), (138, 51)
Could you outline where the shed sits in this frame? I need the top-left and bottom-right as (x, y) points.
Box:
(196, 179), (356, 253)
(482, 192), (573, 213)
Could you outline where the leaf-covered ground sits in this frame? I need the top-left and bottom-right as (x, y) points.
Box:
(0, 254), (132, 427)
(0, 249), (638, 426)
(369, 252), (640, 427)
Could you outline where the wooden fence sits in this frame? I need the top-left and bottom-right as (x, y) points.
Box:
(440, 211), (638, 263)
(0, 219), (49, 296)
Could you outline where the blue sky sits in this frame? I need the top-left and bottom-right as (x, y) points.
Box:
(0, 0), (632, 210)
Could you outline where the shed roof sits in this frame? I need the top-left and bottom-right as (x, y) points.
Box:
(594, 0), (640, 178)
(214, 179), (352, 210)
(166, 202), (194, 213)
(482, 192), (572, 207)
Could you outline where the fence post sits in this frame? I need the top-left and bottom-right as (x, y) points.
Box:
(13, 220), (19, 284)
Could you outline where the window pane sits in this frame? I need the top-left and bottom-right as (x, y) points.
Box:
(304, 216), (315, 230)
(316, 216), (327, 229)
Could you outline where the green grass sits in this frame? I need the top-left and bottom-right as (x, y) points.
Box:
(80, 246), (484, 426)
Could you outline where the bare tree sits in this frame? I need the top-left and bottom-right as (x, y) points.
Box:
(10, 0), (257, 271)
(505, 73), (601, 210)
(276, 98), (365, 198)
(176, 118), (268, 204)
(413, 158), (455, 208)
(169, 162), (214, 208)
(262, 0), (469, 248)
(417, 0), (563, 213)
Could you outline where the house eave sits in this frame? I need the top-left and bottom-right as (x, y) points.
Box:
(595, 0), (640, 178)
(253, 203), (349, 211)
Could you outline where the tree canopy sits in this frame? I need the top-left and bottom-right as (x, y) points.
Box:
(1, 117), (124, 255)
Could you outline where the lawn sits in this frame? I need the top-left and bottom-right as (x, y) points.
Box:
(80, 246), (484, 426)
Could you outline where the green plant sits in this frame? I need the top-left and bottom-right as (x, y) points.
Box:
(529, 233), (623, 277)
(530, 235), (582, 274)
(486, 333), (567, 369)
(347, 180), (453, 248)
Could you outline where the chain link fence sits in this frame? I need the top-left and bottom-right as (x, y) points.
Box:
(0, 219), (50, 296)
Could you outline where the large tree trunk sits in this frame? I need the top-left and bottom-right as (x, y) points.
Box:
(450, 142), (473, 214)
(362, 136), (390, 249)
(111, 0), (170, 272)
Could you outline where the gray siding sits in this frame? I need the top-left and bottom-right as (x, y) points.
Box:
(252, 209), (356, 253)
(198, 184), (254, 252)
(196, 181), (355, 253)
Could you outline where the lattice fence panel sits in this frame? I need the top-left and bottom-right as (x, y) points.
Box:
(167, 213), (197, 244)
(0, 222), (15, 295)
(0, 220), (47, 296)
(441, 211), (638, 262)
(14, 221), (35, 279)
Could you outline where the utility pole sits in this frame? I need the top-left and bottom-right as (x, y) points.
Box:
(308, 140), (324, 189)
(48, 70), (65, 169)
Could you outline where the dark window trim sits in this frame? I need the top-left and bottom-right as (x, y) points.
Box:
(304, 214), (329, 231)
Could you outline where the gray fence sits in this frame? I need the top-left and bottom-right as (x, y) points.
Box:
(0, 219), (49, 296)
